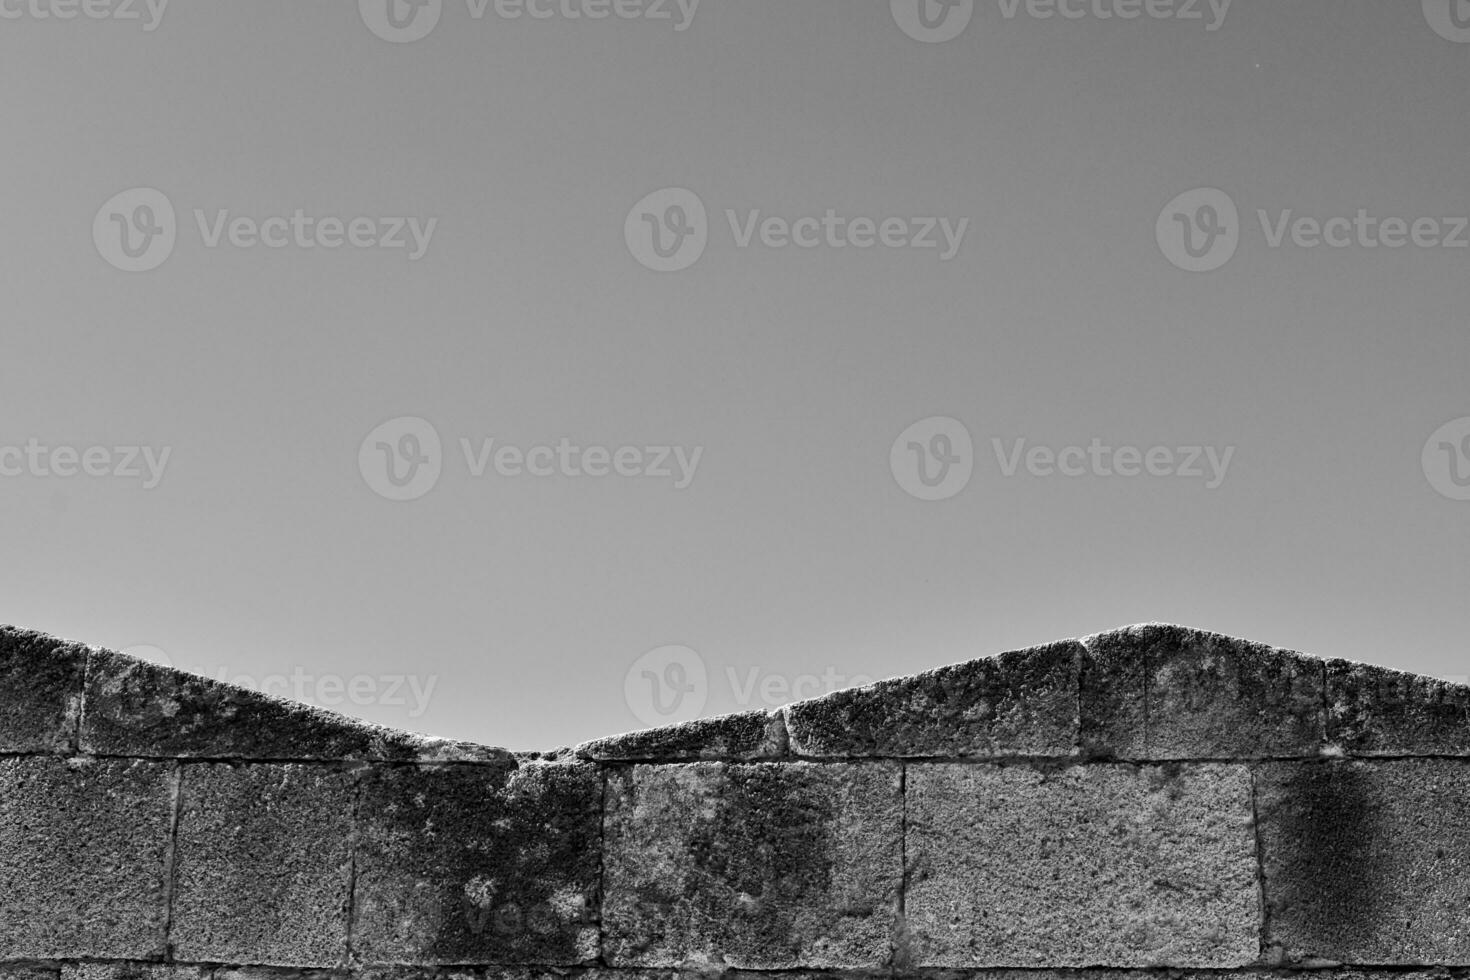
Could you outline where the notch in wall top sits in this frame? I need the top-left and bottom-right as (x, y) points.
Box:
(0, 625), (512, 764)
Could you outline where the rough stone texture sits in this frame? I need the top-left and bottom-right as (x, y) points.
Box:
(0, 757), (173, 959)
(603, 761), (902, 969)
(1080, 624), (1325, 759)
(0, 626), (85, 753)
(63, 968), (212, 980)
(575, 709), (787, 761)
(0, 968), (56, 980)
(171, 763), (356, 966)
(905, 762), (1259, 967)
(352, 761), (601, 966)
(1257, 759), (1470, 964)
(82, 646), (509, 763)
(783, 642), (1080, 758)
(1326, 659), (1470, 755)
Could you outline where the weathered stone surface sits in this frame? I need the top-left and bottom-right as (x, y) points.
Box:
(603, 761), (902, 969)
(171, 763), (356, 966)
(1326, 659), (1470, 755)
(905, 762), (1259, 967)
(0, 968), (56, 980)
(0, 757), (173, 958)
(783, 642), (1080, 758)
(213, 969), (345, 980)
(575, 709), (787, 761)
(82, 647), (510, 763)
(1080, 624), (1325, 759)
(0, 626), (85, 752)
(1257, 759), (1470, 964)
(63, 967), (212, 980)
(352, 761), (601, 966)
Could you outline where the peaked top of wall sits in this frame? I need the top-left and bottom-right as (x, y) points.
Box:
(3, 621), (1466, 763)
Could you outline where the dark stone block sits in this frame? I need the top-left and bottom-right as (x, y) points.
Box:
(1326, 659), (1470, 755)
(0, 626), (86, 752)
(0, 757), (173, 958)
(352, 761), (601, 966)
(603, 761), (902, 968)
(575, 709), (787, 761)
(82, 647), (510, 763)
(171, 763), (356, 966)
(1257, 759), (1470, 964)
(1081, 624), (1325, 759)
(783, 642), (1080, 758)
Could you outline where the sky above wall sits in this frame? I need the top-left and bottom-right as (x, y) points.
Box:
(3, 0), (1468, 750)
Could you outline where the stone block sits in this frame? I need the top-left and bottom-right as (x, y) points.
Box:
(575, 709), (787, 761)
(0, 757), (173, 958)
(783, 642), (1080, 758)
(1326, 659), (1470, 755)
(82, 647), (508, 763)
(352, 761), (601, 966)
(0, 626), (85, 752)
(171, 763), (356, 966)
(1081, 624), (1324, 759)
(905, 762), (1259, 967)
(603, 761), (902, 968)
(1257, 759), (1470, 964)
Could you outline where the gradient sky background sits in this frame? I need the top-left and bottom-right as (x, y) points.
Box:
(3, 0), (1468, 750)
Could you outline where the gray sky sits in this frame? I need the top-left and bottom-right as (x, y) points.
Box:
(4, 0), (1469, 751)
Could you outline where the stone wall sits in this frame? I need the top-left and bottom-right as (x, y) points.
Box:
(2, 622), (1469, 980)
